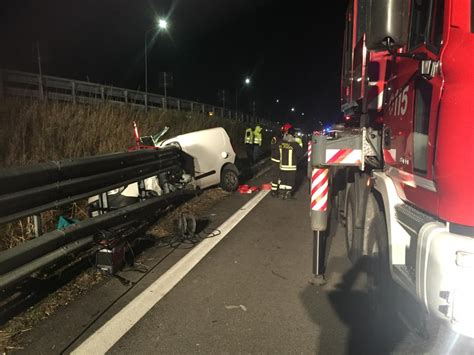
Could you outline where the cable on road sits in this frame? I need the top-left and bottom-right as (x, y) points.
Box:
(60, 214), (221, 354)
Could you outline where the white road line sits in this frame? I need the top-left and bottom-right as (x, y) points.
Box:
(72, 190), (270, 355)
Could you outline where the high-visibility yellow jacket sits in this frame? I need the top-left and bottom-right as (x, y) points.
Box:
(270, 135), (282, 162)
(295, 137), (303, 148)
(244, 128), (254, 144)
(253, 126), (262, 146)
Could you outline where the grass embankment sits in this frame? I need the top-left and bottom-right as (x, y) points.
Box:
(0, 98), (246, 168)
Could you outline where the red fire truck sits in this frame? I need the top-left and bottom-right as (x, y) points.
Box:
(309, 0), (474, 339)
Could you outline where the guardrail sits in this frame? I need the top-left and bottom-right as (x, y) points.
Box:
(0, 147), (196, 290)
(0, 69), (271, 126)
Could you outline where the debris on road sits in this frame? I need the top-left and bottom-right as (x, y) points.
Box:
(225, 305), (247, 312)
(237, 185), (260, 194)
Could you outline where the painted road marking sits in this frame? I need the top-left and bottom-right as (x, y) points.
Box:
(72, 190), (270, 355)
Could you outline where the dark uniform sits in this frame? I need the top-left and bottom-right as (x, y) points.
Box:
(270, 134), (283, 195)
(279, 134), (303, 197)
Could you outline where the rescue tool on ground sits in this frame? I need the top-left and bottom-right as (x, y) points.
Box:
(308, 0), (474, 340)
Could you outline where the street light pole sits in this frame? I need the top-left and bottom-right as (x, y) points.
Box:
(144, 18), (168, 110)
(145, 32), (149, 98)
(235, 86), (238, 112)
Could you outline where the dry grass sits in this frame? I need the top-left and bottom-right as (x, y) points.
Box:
(0, 97), (246, 168)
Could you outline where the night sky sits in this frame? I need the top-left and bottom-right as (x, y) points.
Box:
(0, 1), (348, 129)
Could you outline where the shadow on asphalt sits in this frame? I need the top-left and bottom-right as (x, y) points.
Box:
(301, 256), (409, 355)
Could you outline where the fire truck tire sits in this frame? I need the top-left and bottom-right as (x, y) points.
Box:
(367, 196), (398, 330)
(345, 186), (362, 263)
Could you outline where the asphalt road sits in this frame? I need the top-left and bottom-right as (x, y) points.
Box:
(15, 169), (472, 354)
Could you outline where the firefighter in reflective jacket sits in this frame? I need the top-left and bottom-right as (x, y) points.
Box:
(244, 127), (254, 162)
(252, 125), (263, 162)
(270, 123), (291, 196)
(279, 127), (303, 198)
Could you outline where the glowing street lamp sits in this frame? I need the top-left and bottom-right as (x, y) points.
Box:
(158, 19), (168, 30)
(291, 107), (295, 112)
(145, 18), (169, 102)
(236, 77), (251, 111)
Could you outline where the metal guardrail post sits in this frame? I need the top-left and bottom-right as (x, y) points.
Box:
(162, 97), (166, 110)
(124, 90), (128, 104)
(38, 72), (44, 100)
(98, 192), (109, 215)
(201, 103), (205, 113)
(100, 87), (105, 101)
(177, 99), (181, 111)
(138, 180), (146, 201)
(190, 102), (194, 112)
(144, 93), (148, 111)
(72, 81), (76, 103)
(0, 69), (4, 98)
(33, 215), (42, 238)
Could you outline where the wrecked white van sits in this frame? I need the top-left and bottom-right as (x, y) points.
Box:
(87, 127), (239, 213)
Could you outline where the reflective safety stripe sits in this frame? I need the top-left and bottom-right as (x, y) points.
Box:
(279, 184), (292, 190)
(271, 158), (280, 163)
(311, 168), (329, 211)
(280, 165), (297, 171)
(288, 149), (293, 167)
(244, 129), (254, 144)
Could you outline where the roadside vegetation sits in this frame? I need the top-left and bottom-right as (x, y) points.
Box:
(0, 97), (246, 168)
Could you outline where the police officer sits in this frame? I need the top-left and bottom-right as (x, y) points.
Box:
(252, 124), (263, 162)
(244, 126), (254, 163)
(279, 127), (303, 199)
(270, 123), (291, 196)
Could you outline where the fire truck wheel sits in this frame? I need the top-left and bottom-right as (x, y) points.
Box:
(345, 186), (362, 263)
(367, 203), (397, 328)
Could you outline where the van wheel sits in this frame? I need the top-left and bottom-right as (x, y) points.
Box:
(345, 186), (362, 263)
(220, 165), (239, 192)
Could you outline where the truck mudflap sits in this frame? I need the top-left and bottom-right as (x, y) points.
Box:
(417, 222), (474, 338)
